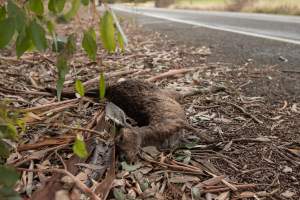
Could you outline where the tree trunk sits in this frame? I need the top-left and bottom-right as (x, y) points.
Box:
(155, 0), (175, 8)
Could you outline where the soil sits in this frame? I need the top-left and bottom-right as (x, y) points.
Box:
(0, 8), (299, 200)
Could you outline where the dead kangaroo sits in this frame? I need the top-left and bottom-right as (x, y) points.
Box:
(105, 79), (213, 162)
(47, 79), (212, 162)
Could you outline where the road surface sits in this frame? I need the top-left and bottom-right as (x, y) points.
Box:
(112, 5), (300, 71)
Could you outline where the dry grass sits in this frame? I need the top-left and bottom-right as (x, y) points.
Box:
(172, 0), (227, 10)
(242, 0), (300, 15)
(173, 0), (300, 15)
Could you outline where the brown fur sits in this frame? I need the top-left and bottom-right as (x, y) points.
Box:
(106, 79), (186, 162)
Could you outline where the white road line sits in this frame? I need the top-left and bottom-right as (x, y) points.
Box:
(112, 6), (300, 46)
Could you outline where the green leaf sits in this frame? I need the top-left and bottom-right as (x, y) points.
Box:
(16, 27), (31, 57)
(75, 79), (85, 97)
(99, 73), (105, 100)
(48, 0), (66, 13)
(0, 6), (6, 20)
(48, 0), (56, 13)
(117, 31), (124, 51)
(88, 27), (97, 41)
(0, 18), (15, 48)
(81, 0), (90, 6)
(0, 165), (19, 187)
(47, 20), (55, 35)
(100, 10), (116, 53)
(113, 188), (126, 200)
(55, 0), (66, 13)
(56, 55), (69, 101)
(0, 123), (18, 140)
(64, 0), (81, 21)
(0, 140), (10, 158)
(29, 0), (44, 15)
(29, 20), (47, 52)
(7, 0), (26, 33)
(73, 134), (88, 158)
(121, 162), (141, 172)
(0, 186), (21, 200)
(111, 10), (127, 49)
(82, 29), (97, 61)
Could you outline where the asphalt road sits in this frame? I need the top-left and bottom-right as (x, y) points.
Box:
(112, 5), (300, 71)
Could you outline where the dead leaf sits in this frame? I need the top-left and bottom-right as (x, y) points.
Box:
(291, 104), (300, 114)
(216, 191), (230, 200)
(113, 188), (126, 200)
(282, 166), (293, 173)
(142, 146), (160, 158)
(139, 167), (153, 175)
(239, 191), (255, 198)
(121, 162), (142, 172)
(281, 190), (295, 198)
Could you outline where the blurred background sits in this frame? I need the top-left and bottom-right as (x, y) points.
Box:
(108, 0), (300, 15)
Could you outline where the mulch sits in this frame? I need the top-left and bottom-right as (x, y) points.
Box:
(0, 12), (299, 200)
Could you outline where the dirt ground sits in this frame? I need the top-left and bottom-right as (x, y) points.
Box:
(1, 14), (299, 200)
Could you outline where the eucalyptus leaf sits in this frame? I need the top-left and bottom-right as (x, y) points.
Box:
(56, 55), (69, 101)
(117, 31), (124, 51)
(0, 165), (19, 187)
(0, 140), (10, 158)
(64, 0), (81, 21)
(113, 188), (126, 200)
(0, 18), (15, 48)
(88, 27), (96, 41)
(54, 0), (66, 13)
(121, 162), (141, 172)
(111, 9), (127, 47)
(16, 27), (31, 57)
(82, 29), (97, 61)
(47, 21), (55, 35)
(81, 0), (89, 6)
(100, 10), (116, 53)
(99, 73), (105, 100)
(0, 123), (17, 140)
(48, 0), (66, 13)
(75, 79), (85, 97)
(0, 186), (21, 200)
(29, 0), (44, 15)
(73, 134), (88, 158)
(7, 0), (26, 33)
(29, 20), (47, 51)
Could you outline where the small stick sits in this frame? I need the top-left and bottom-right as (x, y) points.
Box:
(54, 124), (108, 140)
(82, 69), (139, 88)
(203, 169), (238, 191)
(39, 103), (77, 116)
(22, 99), (79, 112)
(142, 156), (203, 174)
(278, 100), (288, 111)
(203, 184), (256, 193)
(146, 68), (197, 82)
(0, 87), (52, 96)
